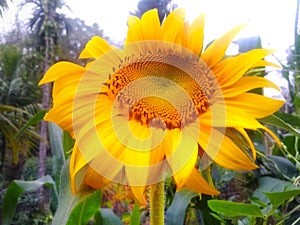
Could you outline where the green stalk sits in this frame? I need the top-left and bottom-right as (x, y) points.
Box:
(150, 181), (165, 225)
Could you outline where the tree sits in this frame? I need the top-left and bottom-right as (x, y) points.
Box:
(0, 0), (9, 17)
(0, 45), (40, 186)
(59, 18), (104, 63)
(23, 0), (66, 168)
(285, 0), (300, 114)
(131, 0), (176, 23)
(0, 45), (38, 106)
(21, 0), (68, 214)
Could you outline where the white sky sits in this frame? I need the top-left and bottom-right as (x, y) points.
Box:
(0, 0), (297, 52)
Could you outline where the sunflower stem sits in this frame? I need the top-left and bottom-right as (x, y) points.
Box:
(150, 181), (165, 225)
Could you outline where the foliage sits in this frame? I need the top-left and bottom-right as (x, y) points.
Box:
(208, 179), (300, 225)
(0, 43), (42, 172)
(59, 18), (105, 63)
(23, 0), (68, 49)
(0, 44), (37, 106)
(166, 190), (198, 225)
(0, 0), (9, 17)
(0, 105), (40, 165)
(1, 0), (300, 224)
(131, 0), (176, 23)
(2, 175), (57, 225)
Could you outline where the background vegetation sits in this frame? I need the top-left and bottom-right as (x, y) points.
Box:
(0, 0), (299, 224)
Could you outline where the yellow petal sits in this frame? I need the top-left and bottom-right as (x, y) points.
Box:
(198, 126), (258, 170)
(200, 104), (263, 129)
(39, 61), (85, 85)
(214, 49), (274, 87)
(251, 59), (282, 69)
(44, 106), (74, 135)
(214, 138), (258, 170)
(261, 125), (282, 146)
(79, 36), (113, 59)
(181, 22), (191, 49)
(140, 9), (162, 40)
(201, 24), (244, 68)
(84, 166), (111, 189)
(43, 66), (84, 133)
(162, 8), (185, 43)
(126, 15), (143, 43)
(97, 115), (167, 185)
(189, 14), (205, 55)
(165, 128), (199, 188)
(123, 121), (166, 184)
(130, 186), (147, 205)
(70, 143), (89, 193)
(182, 168), (219, 195)
(72, 117), (126, 187)
(173, 144), (198, 189)
(235, 128), (256, 159)
(224, 93), (284, 118)
(222, 76), (280, 97)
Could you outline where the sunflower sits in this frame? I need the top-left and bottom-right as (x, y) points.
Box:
(39, 8), (284, 204)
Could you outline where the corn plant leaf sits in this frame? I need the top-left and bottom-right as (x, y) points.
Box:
(208, 200), (264, 217)
(166, 190), (198, 225)
(48, 122), (65, 190)
(99, 208), (123, 225)
(2, 175), (56, 225)
(52, 160), (97, 225)
(66, 190), (102, 225)
(130, 202), (140, 225)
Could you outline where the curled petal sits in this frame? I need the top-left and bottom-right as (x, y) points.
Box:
(201, 25), (245, 68)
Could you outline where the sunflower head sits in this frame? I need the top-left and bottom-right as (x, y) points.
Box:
(39, 8), (284, 204)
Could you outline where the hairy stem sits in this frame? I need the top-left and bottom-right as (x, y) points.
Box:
(150, 181), (165, 225)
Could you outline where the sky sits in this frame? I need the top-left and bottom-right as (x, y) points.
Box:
(61, 0), (297, 52)
(0, 0), (297, 53)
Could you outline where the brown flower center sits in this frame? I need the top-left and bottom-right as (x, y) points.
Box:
(106, 53), (214, 129)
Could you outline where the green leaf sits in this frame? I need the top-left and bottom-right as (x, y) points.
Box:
(264, 189), (300, 208)
(250, 197), (268, 208)
(281, 135), (299, 156)
(259, 114), (300, 137)
(66, 190), (102, 225)
(63, 130), (74, 157)
(237, 36), (262, 53)
(99, 208), (123, 225)
(274, 111), (300, 128)
(208, 200), (264, 217)
(252, 176), (298, 212)
(94, 210), (103, 225)
(2, 175), (56, 225)
(48, 122), (65, 189)
(293, 92), (300, 116)
(52, 160), (97, 225)
(210, 212), (227, 223)
(15, 109), (47, 138)
(130, 202), (140, 225)
(166, 190), (198, 225)
(193, 195), (221, 225)
(267, 155), (299, 179)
